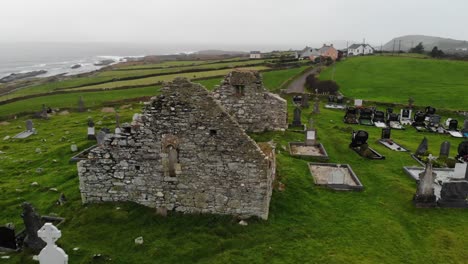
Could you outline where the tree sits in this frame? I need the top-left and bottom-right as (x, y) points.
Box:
(430, 46), (444, 58)
(410, 42), (425, 54)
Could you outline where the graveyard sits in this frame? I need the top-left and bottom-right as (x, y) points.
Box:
(0, 57), (468, 263)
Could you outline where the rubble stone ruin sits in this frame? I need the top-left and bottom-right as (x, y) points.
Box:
(213, 70), (287, 132)
(78, 78), (276, 219)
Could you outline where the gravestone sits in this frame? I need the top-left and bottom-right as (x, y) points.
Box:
(328, 95), (335, 103)
(21, 202), (46, 252)
(408, 97), (414, 108)
(453, 163), (468, 180)
(415, 137), (428, 156)
(463, 120), (468, 134)
(313, 97), (320, 114)
(329, 170), (345, 184)
(115, 114), (121, 134)
(439, 141), (450, 158)
(354, 99), (363, 107)
(305, 130), (317, 146)
(439, 181), (468, 207)
(96, 131), (106, 146)
(292, 107), (302, 126)
(413, 155), (437, 207)
(381, 127), (391, 139)
(446, 119), (457, 131)
(78, 96), (85, 112)
(0, 226), (16, 250)
(38, 223), (68, 264)
(301, 94), (309, 108)
(336, 95), (343, 104)
(292, 95), (302, 105)
(457, 141), (468, 162)
(26, 120), (34, 131)
(41, 104), (48, 119)
(87, 119), (96, 140)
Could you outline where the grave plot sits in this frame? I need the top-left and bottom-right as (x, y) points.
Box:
(399, 108), (413, 126)
(358, 108), (374, 126)
(378, 128), (408, 152)
(411, 138), (461, 167)
(325, 95), (346, 109)
(0, 203), (65, 253)
(343, 106), (359, 124)
(426, 114), (445, 134)
(289, 120), (329, 160)
(13, 120), (36, 139)
(373, 110), (387, 128)
(412, 111), (427, 132)
(349, 130), (385, 160)
(308, 162), (363, 191)
(404, 161), (468, 208)
(444, 118), (463, 138)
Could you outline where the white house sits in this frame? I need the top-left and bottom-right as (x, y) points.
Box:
(347, 44), (374, 56)
(249, 51), (262, 59)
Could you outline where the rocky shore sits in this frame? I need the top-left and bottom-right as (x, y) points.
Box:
(0, 70), (47, 83)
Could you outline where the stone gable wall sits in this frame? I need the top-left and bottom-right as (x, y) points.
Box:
(78, 78), (274, 219)
(212, 70), (287, 133)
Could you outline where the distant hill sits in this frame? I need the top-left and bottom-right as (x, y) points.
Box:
(194, 50), (248, 56)
(382, 35), (468, 52)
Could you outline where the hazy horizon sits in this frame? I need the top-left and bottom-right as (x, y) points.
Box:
(1, 0), (467, 48)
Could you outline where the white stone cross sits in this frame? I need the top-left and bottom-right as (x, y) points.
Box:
(38, 223), (68, 264)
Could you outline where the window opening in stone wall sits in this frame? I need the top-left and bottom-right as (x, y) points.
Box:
(167, 145), (178, 177)
(235, 85), (245, 96)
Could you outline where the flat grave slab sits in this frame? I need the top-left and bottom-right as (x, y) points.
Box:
(374, 122), (387, 128)
(309, 162), (363, 191)
(289, 142), (329, 160)
(13, 131), (34, 139)
(378, 139), (408, 152)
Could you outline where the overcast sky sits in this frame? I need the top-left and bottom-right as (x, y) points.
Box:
(1, 0), (467, 48)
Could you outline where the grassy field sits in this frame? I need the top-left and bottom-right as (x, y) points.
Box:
(319, 56), (468, 110)
(0, 58), (267, 101)
(0, 99), (467, 263)
(195, 66), (311, 91)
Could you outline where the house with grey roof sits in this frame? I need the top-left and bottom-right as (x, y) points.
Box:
(347, 44), (374, 56)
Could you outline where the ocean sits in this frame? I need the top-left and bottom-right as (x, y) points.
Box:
(0, 42), (209, 79)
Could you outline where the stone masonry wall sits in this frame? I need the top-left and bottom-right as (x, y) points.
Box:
(212, 70), (287, 133)
(77, 78), (274, 219)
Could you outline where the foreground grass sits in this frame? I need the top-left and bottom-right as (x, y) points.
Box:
(320, 56), (468, 110)
(0, 98), (467, 263)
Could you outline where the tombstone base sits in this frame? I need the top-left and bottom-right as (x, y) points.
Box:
(87, 135), (96, 140)
(437, 199), (468, 208)
(350, 146), (385, 160)
(413, 194), (437, 208)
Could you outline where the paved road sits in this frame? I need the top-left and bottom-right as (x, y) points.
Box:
(284, 67), (321, 94)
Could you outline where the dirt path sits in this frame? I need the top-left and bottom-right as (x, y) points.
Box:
(284, 67), (321, 94)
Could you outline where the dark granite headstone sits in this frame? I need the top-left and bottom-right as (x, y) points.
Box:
(328, 95), (335, 103)
(292, 107), (302, 126)
(26, 120), (33, 132)
(336, 95), (343, 104)
(415, 137), (428, 156)
(448, 119), (458, 131)
(350, 130), (369, 147)
(381, 128), (391, 139)
(456, 141), (468, 162)
(0, 226), (16, 250)
(401, 109), (411, 119)
(425, 106), (436, 116)
(439, 141), (451, 158)
(21, 202), (46, 251)
(439, 182), (468, 208)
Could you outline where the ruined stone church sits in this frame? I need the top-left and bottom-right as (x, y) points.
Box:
(213, 70), (287, 132)
(78, 74), (282, 219)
